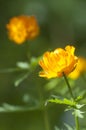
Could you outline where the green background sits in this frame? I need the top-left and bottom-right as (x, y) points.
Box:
(0, 0), (86, 129)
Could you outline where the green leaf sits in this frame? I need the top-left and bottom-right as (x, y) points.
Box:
(73, 109), (84, 118)
(16, 62), (30, 69)
(76, 104), (85, 109)
(44, 78), (61, 91)
(54, 124), (75, 130)
(64, 123), (75, 130)
(14, 72), (29, 87)
(54, 126), (60, 130)
(0, 103), (39, 112)
(48, 98), (76, 107)
(0, 68), (21, 73)
(75, 96), (83, 102)
(30, 57), (40, 70)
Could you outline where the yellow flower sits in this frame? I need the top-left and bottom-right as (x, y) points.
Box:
(6, 15), (39, 44)
(39, 45), (78, 79)
(69, 57), (86, 79)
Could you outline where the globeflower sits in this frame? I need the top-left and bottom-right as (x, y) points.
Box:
(39, 45), (78, 79)
(69, 57), (86, 79)
(6, 15), (39, 44)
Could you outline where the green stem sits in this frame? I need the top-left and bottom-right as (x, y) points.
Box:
(44, 108), (50, 130)
(75, 114), (80, 130)
(63, 72), (74, 99)
(63, 72), (80, 130)
(37, 85), (50, 130)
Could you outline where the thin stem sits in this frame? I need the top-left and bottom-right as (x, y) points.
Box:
(63, 72), (74, 99)
(75, 114), (80, 130)
(37, 85), (50, 130)
(63, 72), (80, 130)
(43, 108), (50, 130)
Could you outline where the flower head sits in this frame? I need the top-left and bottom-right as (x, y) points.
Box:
(39, 45), (78, 79)
(6, 15), (39, 44)
(69, 57), (86, 79)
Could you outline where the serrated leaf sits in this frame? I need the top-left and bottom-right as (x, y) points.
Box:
(73, 109), (84, 118)
(48, 98), (76, 107)
(75, 96), (83, 102)
(76, 104), (85, 109)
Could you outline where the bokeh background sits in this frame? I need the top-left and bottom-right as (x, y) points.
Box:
(0, 0), (86, 130)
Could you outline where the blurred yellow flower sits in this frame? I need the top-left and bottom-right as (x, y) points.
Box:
(69, 57), (86, 79)
(39, 45), (78, 79)
(6, 15), (39, 44)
